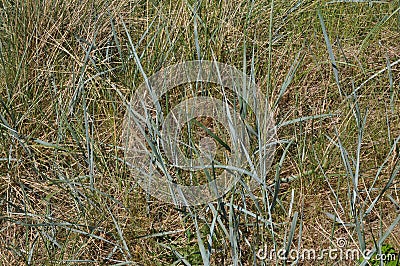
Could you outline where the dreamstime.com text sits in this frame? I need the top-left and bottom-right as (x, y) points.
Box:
(256, 238), (399, 263)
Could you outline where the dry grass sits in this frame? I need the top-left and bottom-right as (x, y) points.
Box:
(1, 0), (400, 265)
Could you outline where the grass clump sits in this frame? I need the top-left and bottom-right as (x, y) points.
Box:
(0, 0), (400, 265)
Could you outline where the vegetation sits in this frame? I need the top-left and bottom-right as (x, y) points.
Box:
(359, 244), (399, 266)
(0, 0), (399, 265)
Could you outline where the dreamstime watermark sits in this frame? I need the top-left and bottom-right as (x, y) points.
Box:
(256, 238), (399, 263)
(122, 60), (276, 206)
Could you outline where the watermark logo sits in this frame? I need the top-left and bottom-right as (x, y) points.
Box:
(122, 60), (276, 206)
(256, 238), (399, 263)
